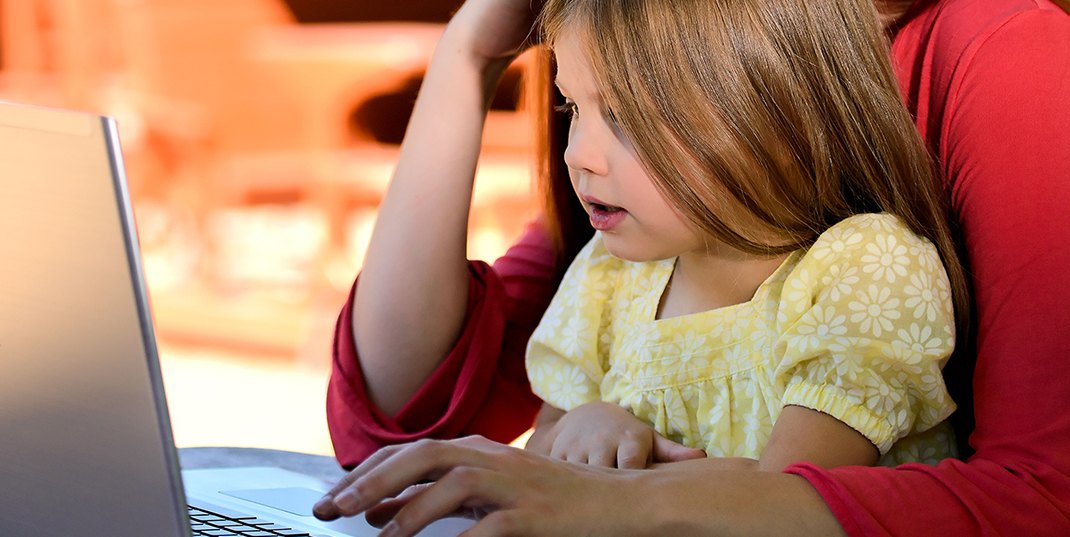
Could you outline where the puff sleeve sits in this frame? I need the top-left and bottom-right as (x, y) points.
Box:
(773, 214), (956, 455)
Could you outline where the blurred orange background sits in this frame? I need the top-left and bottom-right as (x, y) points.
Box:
(0, 0), (540, 455)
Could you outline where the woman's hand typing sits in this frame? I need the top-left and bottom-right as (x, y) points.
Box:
(313, 436), (635, 537)
(313, 435), (845, 537)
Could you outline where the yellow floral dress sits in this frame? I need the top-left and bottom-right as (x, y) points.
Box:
(526, 213), (957, 465)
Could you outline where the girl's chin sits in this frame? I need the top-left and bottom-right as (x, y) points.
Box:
(601, 234), (675, 263)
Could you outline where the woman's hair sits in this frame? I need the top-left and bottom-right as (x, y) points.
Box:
(535, 0), (970, 346)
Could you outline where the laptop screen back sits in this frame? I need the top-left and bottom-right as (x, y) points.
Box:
(0, 103), (188, 537)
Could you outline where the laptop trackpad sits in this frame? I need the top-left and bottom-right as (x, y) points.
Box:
(221, 487), (323, 517)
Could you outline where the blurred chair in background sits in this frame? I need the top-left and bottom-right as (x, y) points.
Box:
(0, 0), (537, 356)
(280, 0), (462, 23)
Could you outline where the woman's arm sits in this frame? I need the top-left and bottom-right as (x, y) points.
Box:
(328, 222), (555, 466)
(353, 0), (542, 415)
(313, 436), (847, 537)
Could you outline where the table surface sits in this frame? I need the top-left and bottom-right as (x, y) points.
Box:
(179, 447), (347, 483)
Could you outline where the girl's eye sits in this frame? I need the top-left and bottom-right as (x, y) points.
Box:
(554, 100), (579, 120)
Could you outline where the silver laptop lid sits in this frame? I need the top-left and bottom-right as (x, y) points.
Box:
(0, 102), (188, 537)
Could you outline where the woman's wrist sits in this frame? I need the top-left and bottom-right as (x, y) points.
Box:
(426, 36), (511, 111)
(626, 464), (846, 536)
(436, 22), (515, 83)
(574, 468), (662, 537)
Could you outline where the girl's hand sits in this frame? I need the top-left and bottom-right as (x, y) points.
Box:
(446, 0), (546, 65)
(313, 436), (635, 537)
(527, 402), (706, 469)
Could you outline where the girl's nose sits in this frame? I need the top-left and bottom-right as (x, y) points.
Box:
(563, 120), (609, 177)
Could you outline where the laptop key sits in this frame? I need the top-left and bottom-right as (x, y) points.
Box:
(211, 519), (247, 527)
(193, 504), (260, 521)
(201, 530), (241, 537)
(242, 518), (278, 526)
(254, 523), (295, 531)
(226, 523), (264, 533)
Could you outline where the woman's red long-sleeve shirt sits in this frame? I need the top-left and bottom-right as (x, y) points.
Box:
(328, 0), (1070, 534)
(786, 1), (1070, 535)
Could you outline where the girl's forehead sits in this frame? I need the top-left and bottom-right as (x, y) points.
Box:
(551, 28), (601, 97)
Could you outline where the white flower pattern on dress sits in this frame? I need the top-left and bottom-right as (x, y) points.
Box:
(848, 285), (902, 338)
(811, 224), (863, 261)
(787, 305), (849, 355)
(536, 365), (595, 410)
(820, 264), (862, 303)
(860, 234), (910, 283)
(904, 272), (942, 322)
(527, 214), (956, 464)
(888, 323), (946, 369)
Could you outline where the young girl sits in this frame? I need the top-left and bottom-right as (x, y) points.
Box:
(523, 0), (970, 470)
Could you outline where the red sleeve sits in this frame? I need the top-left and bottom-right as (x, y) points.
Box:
(788, 7), (1070, 536)
(326, 221), (558, 467)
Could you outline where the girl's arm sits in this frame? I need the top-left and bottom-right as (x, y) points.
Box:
(353, 0), (541, 415)
(757, 406), (877, 471)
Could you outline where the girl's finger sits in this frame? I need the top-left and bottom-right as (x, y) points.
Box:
(548, 438), (569, 461)
(651, 433), (706, 463)
(616, 437), (648, 469)
(586, 443), (617, 468)
(565, 450), (587, 465)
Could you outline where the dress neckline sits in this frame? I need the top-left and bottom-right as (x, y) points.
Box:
(648, 249), (804, 325)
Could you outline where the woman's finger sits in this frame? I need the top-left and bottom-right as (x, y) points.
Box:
(324, 438), (508, 517)
(384, 467), (510, 537)
(460, 510), (529, 537)
(314, 443), (408, 520)
(363, 482), (431, 528)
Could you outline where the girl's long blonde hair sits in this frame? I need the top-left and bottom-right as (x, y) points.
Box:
(536, 0), (970, 347)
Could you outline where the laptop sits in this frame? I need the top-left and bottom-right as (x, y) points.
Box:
(0, 102), (474, 536)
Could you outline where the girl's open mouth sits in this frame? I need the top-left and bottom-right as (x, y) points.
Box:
(590, 202), (623, 213)
(587, 201), (627, 231)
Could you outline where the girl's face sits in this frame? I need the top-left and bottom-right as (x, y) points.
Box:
(553, 28), (705, 263)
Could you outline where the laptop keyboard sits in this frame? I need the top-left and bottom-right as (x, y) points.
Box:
(188, 505), (322, 537)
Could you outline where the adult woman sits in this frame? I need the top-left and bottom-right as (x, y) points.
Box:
(324, 0), (1070, 534)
